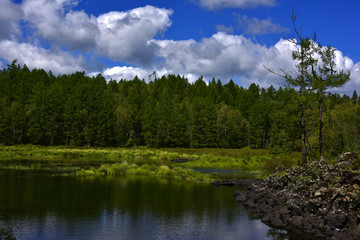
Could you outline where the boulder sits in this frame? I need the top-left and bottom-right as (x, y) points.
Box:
(325, 210), (348, 230)
(234, 191), (247, 202)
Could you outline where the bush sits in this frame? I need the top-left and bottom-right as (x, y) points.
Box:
(262, 155), (297, 174)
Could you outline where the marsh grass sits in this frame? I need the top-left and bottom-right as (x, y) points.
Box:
(73, 162), (214, 183)
(0, 145), (301, 177)
(0, 163), (80, 174)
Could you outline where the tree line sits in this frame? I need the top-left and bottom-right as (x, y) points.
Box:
(0, 60), (359, 158)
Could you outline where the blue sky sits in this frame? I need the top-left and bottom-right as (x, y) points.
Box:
(1, 0), (359, 94)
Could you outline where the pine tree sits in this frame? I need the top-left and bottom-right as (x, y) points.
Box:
(310, 45), (350, 157)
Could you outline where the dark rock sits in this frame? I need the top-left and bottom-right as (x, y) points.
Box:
(266, 198), (274, 207)
(222, 179), (239, 186)
(352, 225), (360, 239)
(262, 212), (284, 229)
(234, 152), (360, 239)
(244, 199), (256, 208)
(313, 229), (326, 238)
(337, 152), (358, 163)
(234, 191), (247, 202)
(325, 211), (348, 230)
(350, 176), (360, 185)
(308, 198), (322, 214)
(276, 165), (286, 172)
(261, 213), (271, 223)
(333, 231), (355, 240)
(270, 216), (284, 229)
(291, 216), (303, 227)
(310, 217), (325, 230)
(341, 170), (353, 183)
(302, 218), (313, 231)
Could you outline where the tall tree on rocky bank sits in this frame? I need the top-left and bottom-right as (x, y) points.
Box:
(310, 45), (350, 157)
(266, 11), (350, 164)
(266, 11), (316, 165)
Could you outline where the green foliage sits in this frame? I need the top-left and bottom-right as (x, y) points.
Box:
(0, 61), (356, 156)
(73, 162), (214, 183)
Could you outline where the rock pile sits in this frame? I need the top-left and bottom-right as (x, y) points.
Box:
(234, 152), (360, 239)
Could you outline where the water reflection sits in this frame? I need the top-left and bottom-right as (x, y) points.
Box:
(0, 174), (277, 240)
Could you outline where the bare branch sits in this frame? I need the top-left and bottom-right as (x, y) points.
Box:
(263, 65), (287, 79)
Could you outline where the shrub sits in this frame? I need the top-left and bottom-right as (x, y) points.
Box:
(262, 156), (297, 174)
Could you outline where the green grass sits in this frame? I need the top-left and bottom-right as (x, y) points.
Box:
(72, 162), (214, 183)
(0, 145), (301, 178)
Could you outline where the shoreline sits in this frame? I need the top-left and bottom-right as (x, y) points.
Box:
(234, 152), (360, 239)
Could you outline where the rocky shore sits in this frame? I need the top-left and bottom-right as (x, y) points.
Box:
(234, 152), (360, 240)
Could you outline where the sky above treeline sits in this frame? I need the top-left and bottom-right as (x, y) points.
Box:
(1, 0), (359, 94)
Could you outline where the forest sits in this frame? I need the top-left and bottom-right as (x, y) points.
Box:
(0, 60), (359, 158)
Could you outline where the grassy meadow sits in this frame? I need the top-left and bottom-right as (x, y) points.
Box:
(0, 145), (301, 182)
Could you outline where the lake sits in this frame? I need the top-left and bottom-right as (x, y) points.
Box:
(0, 173), (287, 240)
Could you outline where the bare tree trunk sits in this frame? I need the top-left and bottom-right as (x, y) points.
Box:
(13, 127), (16, 144)
(262, 129), (266, 148)
(301, 108), (307, 165)
(319, 91), (323, 158)
(66, 134), (69, 146)
(301, 85), (307, 165)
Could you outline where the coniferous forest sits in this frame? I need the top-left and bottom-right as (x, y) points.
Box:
(1, 60), (359, 158)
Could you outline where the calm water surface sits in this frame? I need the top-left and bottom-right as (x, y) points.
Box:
(0, 173), (285, 240)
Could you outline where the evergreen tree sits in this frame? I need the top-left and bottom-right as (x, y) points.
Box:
(352, 90), (358, 104)
(310, 45), (350, 157)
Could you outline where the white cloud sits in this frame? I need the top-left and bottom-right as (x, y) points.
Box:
(101, 66), (150, 81)
(96, 6), (172, 64)
(349, 63), (360, 90)
(148, 33), (360, 94)
(150, 33), (297, 87)
(94, 65), (201, 84)
(237, 15), (289, 35)
(333, 59), (360, 95)
(22, 0), (98, 51)
(197, 0), (276, 10)
(22, 0), (173, 64)
(0, 0), (23, 40)
(0, 40), (86, 74)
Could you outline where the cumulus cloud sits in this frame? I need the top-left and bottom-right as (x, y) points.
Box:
(93, 65), (202, 84)
(150, 32), (297, 87)
(237, 15), (289, 35)
(96, 32), (297, 87)
(21, 0), (98, 51)
(22, 0), (172, 64)
(101, 66), (150, 81)
(197, 0), (276, 10)
(332, 57), (360, 94)
(146, 33), (360, 93)
(0, 0), (23, 40)
(96, 6), (172, 64)
(348, 63), (360, 90)
(0, 40), (86, 74)
(0, 1), (173, 77)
